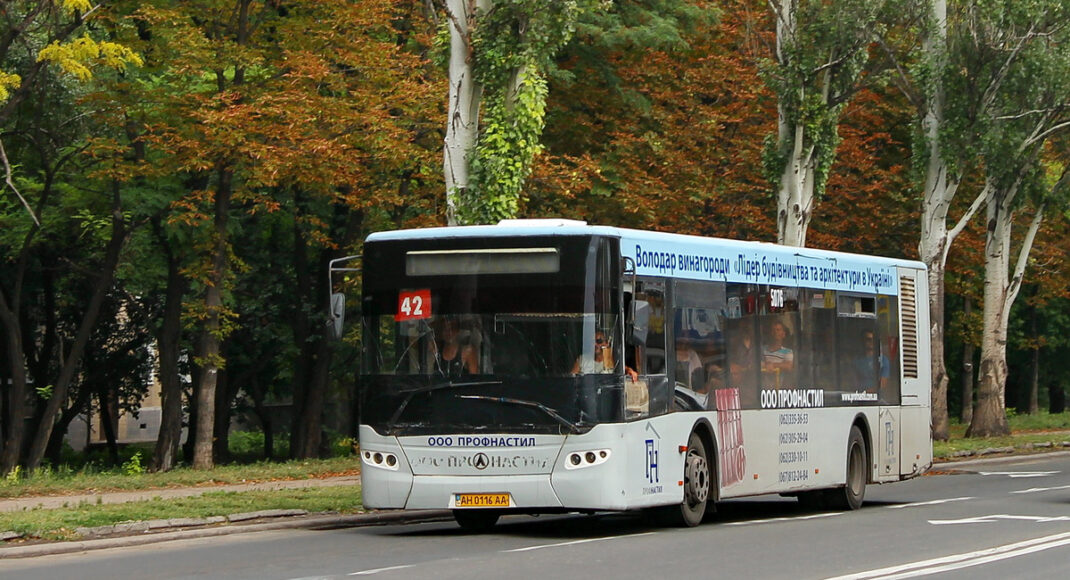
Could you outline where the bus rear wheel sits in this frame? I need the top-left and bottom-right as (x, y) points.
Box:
(453, 509), (500, 531)
(825, 426), (866, 511)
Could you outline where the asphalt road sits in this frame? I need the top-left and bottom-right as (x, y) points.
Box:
(4, 452), (1070, 580)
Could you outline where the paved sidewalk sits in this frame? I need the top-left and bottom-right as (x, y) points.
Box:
(0, 475), (361, 513)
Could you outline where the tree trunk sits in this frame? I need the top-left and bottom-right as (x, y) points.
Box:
(1027, 291), (1039, 414)
(45, 384), (93, 466)
(25, 193), (127, 471)
(443, 0), (491, 225)
(99, 384), (121, 466)
(213, 367), (232, 463)
(775, 122), (815, 247)
(152, 227), (188, 472)
(293, 336), (333, 458)
(0, 309), (28, 475)
(968, 189), (1013, 437)
(918, 0), (954, 441)
(960, 297), (974, 424)
(772, 0), (811, 248)
(193, 168), (233, 470)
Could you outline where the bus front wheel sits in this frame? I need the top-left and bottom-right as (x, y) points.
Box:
(825, 426), (866, 511)
(656, 430), (711, 527)
(453, 509), (500, 531)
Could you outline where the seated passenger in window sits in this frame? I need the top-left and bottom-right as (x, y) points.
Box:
(852, 330), (889, 393)
(674, 336), (706, 392)
(762, 320), (794, 386)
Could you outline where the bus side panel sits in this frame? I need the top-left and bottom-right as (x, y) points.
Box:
(552, 424), (634, 510)
(566, 415), (695, 510)
(875, 407), (901, 483)
(896, 266), (933, 478)
(716, 408), (882, 499)
(900, 406), (932, 477)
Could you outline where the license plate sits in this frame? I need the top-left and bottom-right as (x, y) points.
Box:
(454, 493), (511, 508)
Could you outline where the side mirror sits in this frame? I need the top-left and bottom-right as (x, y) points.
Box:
(327, 292), (346, 340)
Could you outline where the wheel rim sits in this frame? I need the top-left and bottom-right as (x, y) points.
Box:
(685, 446), (710, 505)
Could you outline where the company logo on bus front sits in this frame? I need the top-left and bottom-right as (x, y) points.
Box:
(411, 454), (551, 470)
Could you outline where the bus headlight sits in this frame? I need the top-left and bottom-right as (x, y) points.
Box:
(564, 449), (611, 469)
(363, 450), (401, 471)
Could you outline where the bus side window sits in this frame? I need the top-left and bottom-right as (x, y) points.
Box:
(627, 279), (671, 418)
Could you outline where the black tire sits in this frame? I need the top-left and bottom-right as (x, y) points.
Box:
(825, 426), (867, 511)
(661, 430), (711, 527)
(453, 509), (500, 531)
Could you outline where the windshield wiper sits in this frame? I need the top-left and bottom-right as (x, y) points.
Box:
(387, 380), (503, 427)
(456, 395), (577, 432)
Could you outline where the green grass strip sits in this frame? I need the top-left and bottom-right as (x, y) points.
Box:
(1, 486), (363, 541)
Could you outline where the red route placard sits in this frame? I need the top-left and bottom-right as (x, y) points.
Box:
(396, 289), (432, 321)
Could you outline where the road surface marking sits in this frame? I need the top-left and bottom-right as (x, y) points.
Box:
(886, 497), (974, 509)
(929, 514), (1070, 525)
(503, 532), (655, 553)
(825, 531), (1070, 579)
(348, 565), (415, 576)
(1012, 483), (1070, 494)
(724, 512), (840, 526)
(977, 471), (1058, 478)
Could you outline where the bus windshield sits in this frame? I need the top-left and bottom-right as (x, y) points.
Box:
(360, 235), (622, 435)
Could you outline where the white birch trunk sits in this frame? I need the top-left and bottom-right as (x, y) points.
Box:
(969, 175), (1043, 437)
(918, 0), (957, 440)
(773, 0), (812, 248)
(776, 122), (815, 247)
(443, 0), (490, 226)
(970, 180), (1013, 437)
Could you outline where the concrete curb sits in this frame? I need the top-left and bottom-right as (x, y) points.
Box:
(0, 509), (453, 559)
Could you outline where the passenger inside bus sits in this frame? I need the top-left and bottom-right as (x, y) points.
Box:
(761, 320), (794, 387)
(674, 336), (705, 392)
(430, 318), (480, 376)
(852, 329), (889, 393)
(572, 330), (638, 381)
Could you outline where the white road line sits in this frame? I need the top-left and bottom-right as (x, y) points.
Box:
(886, 497), (974, 509)
(929, 514), (1070, 525)
(724, 512), (840, 526)
(348, 564), (415, 576)
(503, 532), (656, 553)
(977, 471), (1058, 478)
(1012, 483), (1070, 494)
(825, 531), (1070, 580)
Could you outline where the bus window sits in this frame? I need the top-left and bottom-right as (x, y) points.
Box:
(877, 295), (901, 404)
(796, 291), (839, 393)
(673, 279), (727, 407)
(630, 278), (671, 417)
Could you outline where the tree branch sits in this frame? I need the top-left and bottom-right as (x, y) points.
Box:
(943, 185), (986, 266)
(0, 136), (40, 226)
(1007, 199), (1045, 309)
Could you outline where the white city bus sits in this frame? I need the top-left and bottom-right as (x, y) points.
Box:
(352, 220), (932, 529)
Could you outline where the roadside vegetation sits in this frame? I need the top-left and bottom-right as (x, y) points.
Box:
(1, 433), (358, 499)
(1, 487), (363, 542)
(933, 411), (1070, 459)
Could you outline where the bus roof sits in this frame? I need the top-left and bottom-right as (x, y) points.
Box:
(365, 221), (925, 294)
